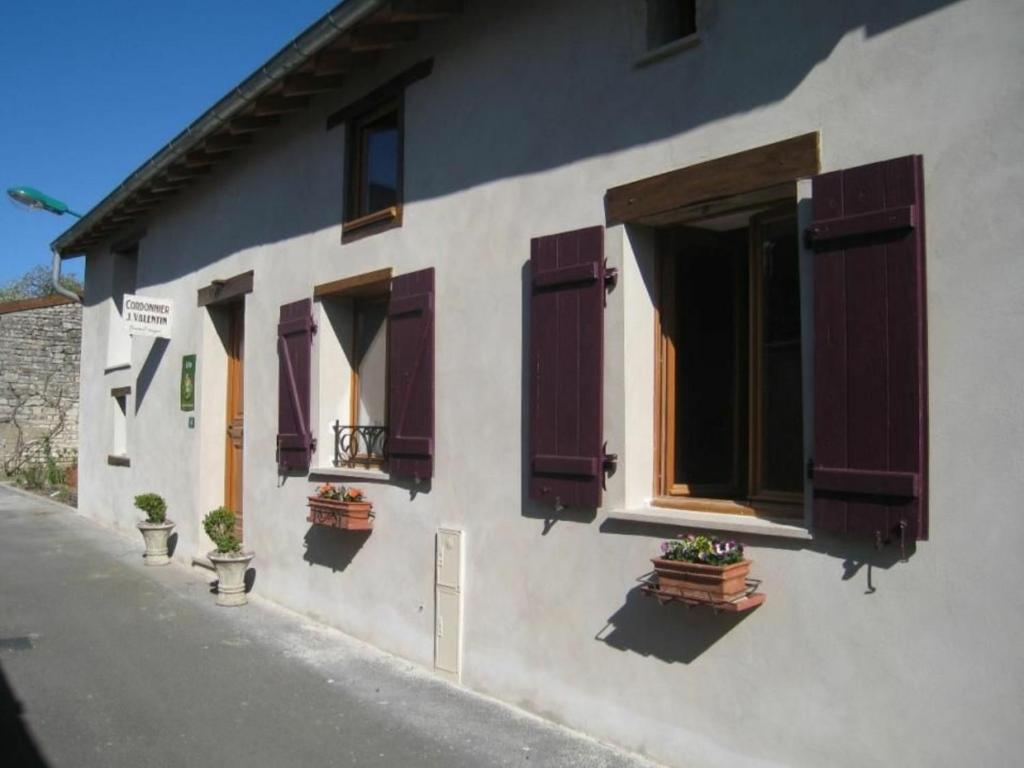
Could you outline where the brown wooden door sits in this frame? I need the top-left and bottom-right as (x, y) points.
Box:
(225, 302), (244, 542)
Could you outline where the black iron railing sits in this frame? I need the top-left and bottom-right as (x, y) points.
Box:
(332, 422), (388, 467)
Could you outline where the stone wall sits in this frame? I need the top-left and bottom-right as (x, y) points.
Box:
(0, 296), (81, 473)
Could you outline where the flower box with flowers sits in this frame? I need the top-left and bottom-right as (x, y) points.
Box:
(652, 535), (751, 602)
(307, 484), (373, 531)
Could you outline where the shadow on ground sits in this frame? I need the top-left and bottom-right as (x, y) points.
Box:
(0, 660), (49, 767)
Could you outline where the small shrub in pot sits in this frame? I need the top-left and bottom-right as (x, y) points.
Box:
(135, 493), (174, 566)
(203, 507), (253, 607)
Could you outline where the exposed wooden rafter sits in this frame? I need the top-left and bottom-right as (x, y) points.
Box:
(228, 115), (281, 134)
(386, 0), (463, 22)
(342, 23), (418, 51)
(149, 177), (189, 194)
(166, 165), (211, 182)
(253, 95), (311, 116)
(282, 75), (347, 97)
(205, 134), (253, 153)
(184, 150), (221, 168)
(313, 50), (380, 75)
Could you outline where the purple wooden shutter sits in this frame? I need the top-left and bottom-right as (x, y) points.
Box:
(807, 154), (928, 540)
(529, 226), (607, 508)
(277, 298), (315, 472)
(387, 268), (434, 480)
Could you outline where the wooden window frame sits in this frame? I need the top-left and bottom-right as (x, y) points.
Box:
(342, 98), (403, 238)
(656, 229), (747, 501)
(653, 201), (804, 519)
(747, 204), (804, 506)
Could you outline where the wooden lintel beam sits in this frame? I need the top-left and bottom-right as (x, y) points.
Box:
(314, 50), (379, 75)
(342, 23), (418, 51)
(205, 133), (253, 153)
(605, 132), (821, 225)
(387, 0), (463, 22)
(228, 115), (281, 134)
(253, 95), (311, 116)
(282, 75), (346, 97)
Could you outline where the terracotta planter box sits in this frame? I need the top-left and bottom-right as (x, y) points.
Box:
(651, 557), (751, 602)
(307, 497), (374, 531)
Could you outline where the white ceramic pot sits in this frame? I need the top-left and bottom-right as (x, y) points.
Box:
(137, 520), (175, 566)
(208, 550), (255, 607)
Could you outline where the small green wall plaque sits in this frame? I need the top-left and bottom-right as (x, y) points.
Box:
(180, 354), (196, 411)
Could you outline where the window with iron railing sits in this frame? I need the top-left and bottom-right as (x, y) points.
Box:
(314, 269), (392, 470)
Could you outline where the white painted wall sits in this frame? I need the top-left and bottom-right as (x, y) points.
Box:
(75, 1), (1024, 766)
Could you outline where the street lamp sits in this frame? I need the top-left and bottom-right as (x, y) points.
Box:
(6, 185), (83, 302)
(7, 186), (82, 218)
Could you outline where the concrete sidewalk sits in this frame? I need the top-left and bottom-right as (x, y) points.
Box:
(0, 485), (655, 768)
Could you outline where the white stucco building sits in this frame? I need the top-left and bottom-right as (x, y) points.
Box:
(55, 2), (1024, 766)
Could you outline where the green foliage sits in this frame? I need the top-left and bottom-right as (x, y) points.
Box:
(203, 507), (241, 554)
(134, 493), (168, 524)
(15, 463), (46, 490)
(42, 438), (63, 487)
(0, 264), (83, 302)
(13, 441), (66, 491)
(660, 534), (744, 566)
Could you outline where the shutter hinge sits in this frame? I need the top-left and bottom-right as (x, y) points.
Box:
(601, 444), (618, 490)
(310, 437), (317, 453)
(604, 264), (618, 292)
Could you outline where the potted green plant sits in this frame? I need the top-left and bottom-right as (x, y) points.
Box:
(652, 534), (751, 602)
(306, 483), (373, 530)
(203, 507), (254, 606)
(135, 493), (174, 566)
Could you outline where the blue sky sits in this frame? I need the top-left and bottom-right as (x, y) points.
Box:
(0, 0), (340, 285)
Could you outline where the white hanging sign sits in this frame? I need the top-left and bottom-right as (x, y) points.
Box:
(124, 294), (174, 338)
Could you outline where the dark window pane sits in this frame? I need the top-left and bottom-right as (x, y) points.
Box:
(361, 111), (398, 214)
(756, 216), (804, 493)
(672, 231), (746, 492)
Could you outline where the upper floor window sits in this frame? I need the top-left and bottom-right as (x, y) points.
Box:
(346, 100), (401, 227)
(326, 60), (434, 239)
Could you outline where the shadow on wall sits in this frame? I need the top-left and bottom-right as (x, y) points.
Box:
(79, 0), (964, 302)
(596, 584), (756, 664)
(596, 524), (912, 663)
(596, 519), (914, 663)
(303, 525), (370, 572)
(0, 661), (50, 767)
(134, 337), (169, 415)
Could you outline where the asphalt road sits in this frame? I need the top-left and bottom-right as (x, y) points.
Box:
(0, 484), (654, 768)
